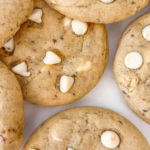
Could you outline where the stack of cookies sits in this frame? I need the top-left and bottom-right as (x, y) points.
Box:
(0, 0), (150, 150)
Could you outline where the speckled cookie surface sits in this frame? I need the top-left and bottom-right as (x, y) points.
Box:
(23, 107), (150, 150)
(114, 13), (150, 124)
(0, 0), (108, 106)
(0, 0), (34, 48)
(0, 61), (24, 150)
(44, 0), (149, 24)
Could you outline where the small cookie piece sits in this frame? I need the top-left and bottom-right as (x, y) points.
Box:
(0, 61), (24, 150)
(44, 0), (149, 23)
(114, 13), (150, 124)
(0, 0), (34, 49)
(0, 0), (109, 106)
(23, 107), (150, 150)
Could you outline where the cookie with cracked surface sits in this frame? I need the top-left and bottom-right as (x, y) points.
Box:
(114, 13), (150, 124)
(0, 61), (24, 150)
(0, 0), (109, 106)
(23, 107), (150, 150)
(0, 0), (34, 49)
(44, 0), (149, 24)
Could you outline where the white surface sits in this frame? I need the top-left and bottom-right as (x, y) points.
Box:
(63, 17), (72, 26)
(21, 3), (150, 149)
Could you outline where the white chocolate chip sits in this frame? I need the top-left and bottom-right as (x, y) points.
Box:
(3, 38), (14, 52)
(100, 0), (114, 3)
(60, 75), (74, 93)
(12, 62), (30, 77)
(52, 134), (63, 141)
(51, 119), (73, 141)
(125, 52), (143, 69)
(142, 25), (150, 41)
(29, 149), (36, 150)
(101, 131), (120, 148)
(67, 148), (74, 150)
(43, 51), (61, 65)
(29, 9), (43, 23)
(52, 0), (56, 4)
(72, 20), (88, 35)
(0, 136), (4, 142)
(77, 61), (92, 72)
(63, 17), (72, 26)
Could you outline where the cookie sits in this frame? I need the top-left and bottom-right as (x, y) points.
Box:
(44, 0), (149, 24)
(23, 107), (150, 150)
(0, 61), (24, 150)
(114, 13), (150, 124)
(0, 0), (34, 49)
(0, 0), (109, 106)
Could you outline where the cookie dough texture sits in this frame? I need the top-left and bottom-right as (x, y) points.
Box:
(44, 0), (149, 23)
(0, 0), (109, 106)
(0, 0), (34, 48)
(114, 13), (150, 124)
(0, 61), (24, 150)
(23, 107), (150, 150)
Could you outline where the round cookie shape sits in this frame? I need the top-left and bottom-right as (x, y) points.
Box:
(0, 0), (34, 49)
(44, 0), (149, 23)
(0, 0), (109, 106)
(114, 13), (150, 124)
(23, 107), (150, 150)
(0, 61), (24, 150)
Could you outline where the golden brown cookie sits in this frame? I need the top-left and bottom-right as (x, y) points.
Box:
(0, 61), (24, 150)
(114, 13), (150, 124)
(23, 107), (150, 150)
(44, 0), (149, 23)
(0, 0), (34, 49)
(0, 0), (109, 106)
